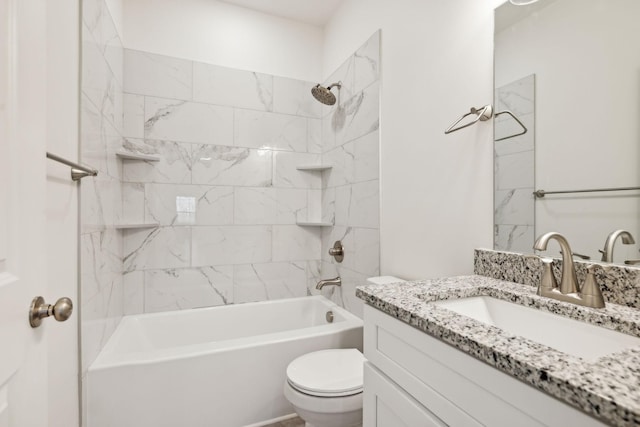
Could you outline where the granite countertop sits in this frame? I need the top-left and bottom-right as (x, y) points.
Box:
(356, 275), (640, 427)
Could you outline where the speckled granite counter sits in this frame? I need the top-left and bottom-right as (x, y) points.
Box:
(356, 275), (640, 427)
(474, 248), (640, 309)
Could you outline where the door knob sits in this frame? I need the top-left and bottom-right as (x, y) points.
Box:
(29, 296), (73, 328)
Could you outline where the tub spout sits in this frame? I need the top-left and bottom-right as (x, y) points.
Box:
(316, 276), (341, 290)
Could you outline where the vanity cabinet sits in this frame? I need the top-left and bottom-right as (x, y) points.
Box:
(363, 362), (445, 427)
(362, 305), (607, 427)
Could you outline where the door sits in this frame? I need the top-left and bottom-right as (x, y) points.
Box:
(45, 0), (80, 425)
(0, 1), (79, 426)
(363, 363), (447, 427)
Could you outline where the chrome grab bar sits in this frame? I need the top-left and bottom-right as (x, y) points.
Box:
(46, 152), (98, 181)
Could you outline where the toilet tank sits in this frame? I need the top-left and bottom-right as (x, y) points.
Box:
(366, 276), (405, 286)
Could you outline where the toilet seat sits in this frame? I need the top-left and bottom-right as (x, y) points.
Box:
(286, 349), (366, 397)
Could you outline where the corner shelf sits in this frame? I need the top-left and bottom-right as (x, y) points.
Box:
(116, 150), (160, 162)
(115, 223), (159, 230)
(296, 165), (333, 171)
(296, 221), (334, 227)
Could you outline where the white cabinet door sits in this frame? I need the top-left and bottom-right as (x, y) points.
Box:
(363, 362), (447, 427)
(363, 306), (607, 427)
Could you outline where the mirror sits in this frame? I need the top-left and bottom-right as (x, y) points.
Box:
(494, 0), (640, 265)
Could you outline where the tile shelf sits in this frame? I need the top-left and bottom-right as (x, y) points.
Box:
(115, 223), (159, 230)
(116, 150), (160, 162)
(296, 221), (334, 227)
(295, 165), (333, 171)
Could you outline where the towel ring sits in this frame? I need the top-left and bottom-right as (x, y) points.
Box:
(444, 105), (493, 134)
(494, 110), (528, 141)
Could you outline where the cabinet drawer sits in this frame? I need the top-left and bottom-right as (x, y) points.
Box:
(363, 305), (606, 427)
(363, 362), (446, 427)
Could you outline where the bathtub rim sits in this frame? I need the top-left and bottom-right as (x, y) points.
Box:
(89, 295), (363, 370)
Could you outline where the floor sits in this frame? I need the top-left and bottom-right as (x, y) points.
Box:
(263, 416), (305, 427)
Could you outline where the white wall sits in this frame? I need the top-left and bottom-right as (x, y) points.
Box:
(123, 0), (323, 82)
(323, 0), (503, 279)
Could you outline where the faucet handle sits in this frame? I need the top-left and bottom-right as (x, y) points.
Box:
(586, 263), (612, 273)
(559, 250), (591, 260)
(580, 264), (606, 308)
(537, 258), (558, 295)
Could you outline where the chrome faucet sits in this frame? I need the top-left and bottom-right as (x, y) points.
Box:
(533, 232), (605, 308)
(600, 229), (635, 262)
(534, 232), (579, 294)
(316, 276), (341, 290)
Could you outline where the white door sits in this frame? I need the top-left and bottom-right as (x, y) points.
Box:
(44, 0), (80, 425)
(0, 1), (79, 426)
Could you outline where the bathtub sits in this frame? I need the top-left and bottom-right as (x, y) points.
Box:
(86, 295), (363, 427)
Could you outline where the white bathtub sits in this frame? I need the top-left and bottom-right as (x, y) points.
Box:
(86, 295), (363, 427)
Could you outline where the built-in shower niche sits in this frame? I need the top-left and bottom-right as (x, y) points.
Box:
(295, 164), (333, 227)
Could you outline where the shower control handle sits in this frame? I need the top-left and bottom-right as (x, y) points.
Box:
(328, 240), (344, 263)
(29, 296), (73, 328)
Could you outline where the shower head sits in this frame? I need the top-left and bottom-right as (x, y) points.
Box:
(311, 82), (342, 105)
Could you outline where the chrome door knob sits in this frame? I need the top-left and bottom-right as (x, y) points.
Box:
(29, 296), (73, 328)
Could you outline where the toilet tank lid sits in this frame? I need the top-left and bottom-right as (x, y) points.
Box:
(366, 276), (405, 285)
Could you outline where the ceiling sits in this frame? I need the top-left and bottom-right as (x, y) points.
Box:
(218, 0), (345, 26)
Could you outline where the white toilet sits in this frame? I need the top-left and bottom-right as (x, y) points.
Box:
(283, 276), (404, 427)
(284, 348), (366, 427)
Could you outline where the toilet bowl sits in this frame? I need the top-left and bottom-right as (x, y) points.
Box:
(284, 276), (405, 427)
(284, 349), (366, 427)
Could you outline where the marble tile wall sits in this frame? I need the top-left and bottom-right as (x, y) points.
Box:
(82, 27), (382, 385)
(120, 49), (326, 313)
(316, 31), (381, 318)
(494, 74), (535, 253)
(80, 0), (125, 393)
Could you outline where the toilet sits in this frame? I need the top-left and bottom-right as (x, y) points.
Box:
(284, 348), (366, 427)
(283, 276), (404, 427)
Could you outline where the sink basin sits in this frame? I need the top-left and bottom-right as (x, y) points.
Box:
(432, 296), (640, 360)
